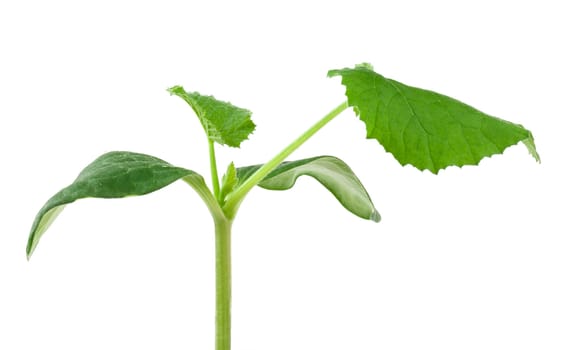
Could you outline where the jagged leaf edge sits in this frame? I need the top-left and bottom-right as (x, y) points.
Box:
(328, 65), (540, 173)
(167, 86), (256, 148)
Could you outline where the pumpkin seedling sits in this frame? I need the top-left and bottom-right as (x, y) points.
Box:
(27, 63), (539, 350)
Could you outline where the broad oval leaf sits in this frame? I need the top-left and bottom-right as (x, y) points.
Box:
(328, 63), (540, 174)
(168, 86), (255, 147)
(26, 151), (213, 259)
(237, 156), (380, 222)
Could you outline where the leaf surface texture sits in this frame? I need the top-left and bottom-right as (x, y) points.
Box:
(329, 64), (539, 173)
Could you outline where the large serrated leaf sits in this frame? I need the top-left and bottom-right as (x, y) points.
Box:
(26, 151), (212, 259)
(329, 64), (540, 173)
(168, 86), (255, 148)
(236, 156), (380, 222)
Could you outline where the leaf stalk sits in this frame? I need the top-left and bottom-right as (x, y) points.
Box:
(223, 101), (349, 218)
(209, 139), (221, 200)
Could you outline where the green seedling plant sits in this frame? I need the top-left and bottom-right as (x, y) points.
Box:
(27, 63), (539, 350)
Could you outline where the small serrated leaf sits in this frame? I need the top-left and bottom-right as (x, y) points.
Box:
(329, 64), (540, 173)
(237, 156), (380, 222)
(168, 86), (255, 148)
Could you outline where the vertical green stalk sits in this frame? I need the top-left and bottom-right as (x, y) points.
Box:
(209, 139), (221, 199)
(215, 217), (232, 350)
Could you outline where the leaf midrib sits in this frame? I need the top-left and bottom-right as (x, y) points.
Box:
(384, 78), (436, 170)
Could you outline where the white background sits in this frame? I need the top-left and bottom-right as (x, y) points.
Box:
(1, 1), (565, 349)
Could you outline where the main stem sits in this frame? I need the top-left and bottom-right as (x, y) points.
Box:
(215, 217), (232, 350)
